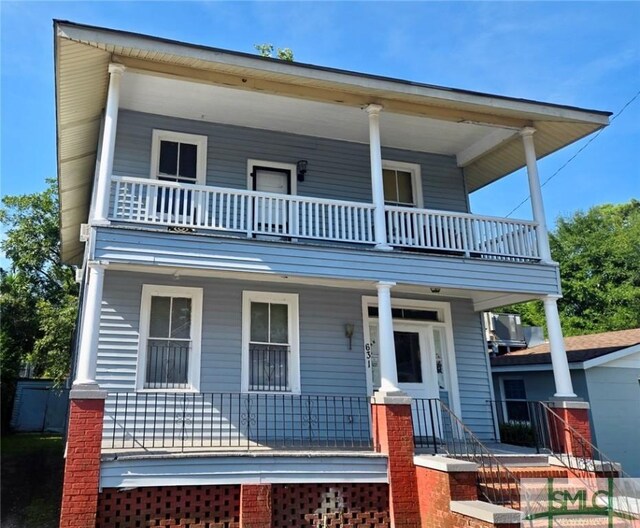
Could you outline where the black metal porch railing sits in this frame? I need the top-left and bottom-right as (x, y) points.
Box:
(104, 392), (372, 451)
(248, 344), (289, 392)
(412, 398), (522, 508)
(487, 399), (552, 454)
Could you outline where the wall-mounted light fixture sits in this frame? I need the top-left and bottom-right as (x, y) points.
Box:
(344, 323), (355, 350)
(297, 160), (308, 182)
(430, 287), (441, 294)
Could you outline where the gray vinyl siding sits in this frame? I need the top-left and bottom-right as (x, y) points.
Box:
(96, 270), (494, 439)
(586, 365), (640, 477)
(94, 227), (561, 297)
(113, 109), (468, 213)
(100, 454), (389, 488)
(491, 370), (590, 403)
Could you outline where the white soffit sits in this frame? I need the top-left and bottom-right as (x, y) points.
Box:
(119, 72), (496, 156)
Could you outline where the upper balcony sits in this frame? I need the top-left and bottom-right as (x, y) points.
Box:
(54, 21), (610, 272)
(109, 175), (540, 262)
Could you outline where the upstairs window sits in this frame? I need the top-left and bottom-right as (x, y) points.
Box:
(150, 130), (207, 185)
(382, 161), (422, 208)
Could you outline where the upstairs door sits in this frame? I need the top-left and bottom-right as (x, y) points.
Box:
(251, 165), (292, 235)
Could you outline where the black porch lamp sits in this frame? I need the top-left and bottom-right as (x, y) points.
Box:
(296, 160), (308, 182)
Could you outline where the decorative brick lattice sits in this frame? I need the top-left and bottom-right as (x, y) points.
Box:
(271, 483), (390, 528)
(96, 485), (240, 528)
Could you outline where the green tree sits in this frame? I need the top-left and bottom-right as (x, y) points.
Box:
(254, 43), (294, 61)
(505, 200), (640, 336)
(0, 179), (78, 397)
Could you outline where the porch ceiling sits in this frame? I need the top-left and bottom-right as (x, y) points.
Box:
(55, 20), (610, 264)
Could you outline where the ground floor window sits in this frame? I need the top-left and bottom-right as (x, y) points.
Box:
(137, 285), (203, 390)
(502, 378), (529, 422)
(242, 291), (300, 393)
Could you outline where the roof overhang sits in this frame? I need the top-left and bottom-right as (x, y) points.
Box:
(55, 20), (611, 264)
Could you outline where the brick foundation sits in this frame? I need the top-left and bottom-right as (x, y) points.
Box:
(240, 484), (271, 528)
(60, 398), (106, 528)
(371, 401), (422, 528)
(416, 465), (478, 527)
(97, 485), (240, 528)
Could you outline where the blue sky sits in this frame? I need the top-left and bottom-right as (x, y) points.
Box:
(1, 1), (639, 226)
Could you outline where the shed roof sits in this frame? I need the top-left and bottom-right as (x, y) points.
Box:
(491, 328), (640, 367)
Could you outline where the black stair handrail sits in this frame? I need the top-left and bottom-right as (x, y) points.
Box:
(412, 398), (522, 509)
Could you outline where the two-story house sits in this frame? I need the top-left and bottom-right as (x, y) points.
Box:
(55, 21), (624, 528)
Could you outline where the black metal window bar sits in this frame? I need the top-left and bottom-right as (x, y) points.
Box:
(248, 344), (289, 392)
(104, 392), (372, 451)
(412, 398), (522, 509)
(145, 339), (190, 389)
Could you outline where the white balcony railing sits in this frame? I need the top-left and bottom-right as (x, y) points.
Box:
(110, 176), (540, 260)
(385, 205), (539, 260)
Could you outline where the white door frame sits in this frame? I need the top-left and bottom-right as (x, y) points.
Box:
(361, 296), (462, 418)
(246, 159), (298, 196)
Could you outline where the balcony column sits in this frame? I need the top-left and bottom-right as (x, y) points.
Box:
(93, 63), (126, 224)
(366, 104), (392, 251)
(543, 296), (576, 398)
(376, 281), (400, 394)
(73, 261), (106, 389)
(520, 127), (552, 263)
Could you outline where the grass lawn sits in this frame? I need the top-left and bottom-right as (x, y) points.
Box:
(1, 434), (65, 528)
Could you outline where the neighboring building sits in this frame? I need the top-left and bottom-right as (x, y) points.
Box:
(491, 328), (640, 476)
(55, 21), (618, 528)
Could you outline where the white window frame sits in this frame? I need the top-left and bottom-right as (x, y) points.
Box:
(241, 290), (300, 394)
(382, 160), (423, 208)
(246, 159), (297, 196)
(150, 130), (208, 185)
(361, 296), (460, 417)
(136, 284), (203, 392)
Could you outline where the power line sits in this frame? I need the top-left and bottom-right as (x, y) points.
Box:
(505, 88), (640, 218)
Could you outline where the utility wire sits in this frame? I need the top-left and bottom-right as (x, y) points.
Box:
(505, 88), (640, 218)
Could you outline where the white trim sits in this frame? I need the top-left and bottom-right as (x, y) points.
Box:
(492, 363), (585, 373)
(241, 290), (300, 394)
(381, 160), (423, 208)
(150, 129), (208, 185)
(136, 284), (203, 392)
(246, 159), (297, 196)
(361, 296), (461, 417)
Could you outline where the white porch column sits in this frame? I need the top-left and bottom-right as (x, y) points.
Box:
(543, 296), (576, 398)
(376, 281), (400, 393)
(73, 262), (106, 387)
(366, 104), (392, 251)
(520, 127), (552, 262)
(93, 63), (126, 224)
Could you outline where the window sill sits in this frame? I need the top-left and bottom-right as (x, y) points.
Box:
(136, 387), (199, 394)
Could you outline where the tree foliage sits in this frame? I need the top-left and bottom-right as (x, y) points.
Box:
(254, 43), (294, 61)
(0, 179), (78, 390)
(505, 200), (640, 336)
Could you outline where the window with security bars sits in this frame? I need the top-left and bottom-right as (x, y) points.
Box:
(145, 295), (192, 389)
(249, 301), (290, 391)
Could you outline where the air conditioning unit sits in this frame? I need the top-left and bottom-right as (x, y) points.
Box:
(79, 224), (91, 242)
(492, 313), (526, 347)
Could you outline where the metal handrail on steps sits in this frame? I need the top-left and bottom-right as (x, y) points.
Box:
(412, 398), (522, 509)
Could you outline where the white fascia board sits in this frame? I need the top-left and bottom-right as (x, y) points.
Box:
(56, 23), (611, 126)
(456, 128), (520, 167)
(582, 343), (640, 369)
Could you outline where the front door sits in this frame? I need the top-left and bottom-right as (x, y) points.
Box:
(368, 322), (445, 439)
(251, 166), (291, 234)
